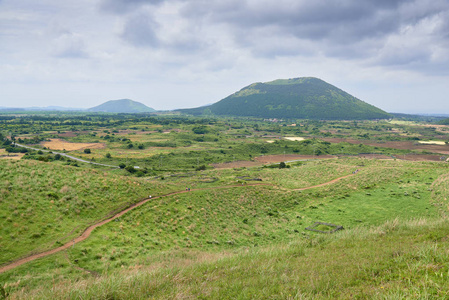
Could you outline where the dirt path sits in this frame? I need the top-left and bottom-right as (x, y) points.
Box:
(292, 173), (357, 191)
(0, 183), (268, 273)
(0, 171), (358, 274)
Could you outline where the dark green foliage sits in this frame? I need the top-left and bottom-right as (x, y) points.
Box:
(125, 166), (136, 173)
(192, 125), (209, 134)
(84, 148), (91, 154)
(279, 162), (288, 169)
(5, 146), (28, 153)
(183, 77), (391, 120)
(119, 163), (126, 169)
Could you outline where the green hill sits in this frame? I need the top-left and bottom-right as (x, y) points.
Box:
(183, 77), (390, 120)
(88, 99), (155, 113)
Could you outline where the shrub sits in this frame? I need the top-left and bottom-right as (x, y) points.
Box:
(119, 163), (126, 169)
(84, 149), (91, 154)
(125, 166), (136, 173)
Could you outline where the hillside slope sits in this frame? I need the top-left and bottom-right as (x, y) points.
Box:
(88, 99), (155, 113)
(183, 77), (390, 120)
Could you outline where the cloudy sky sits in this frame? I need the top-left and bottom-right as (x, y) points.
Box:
(1, 0), (448, 113)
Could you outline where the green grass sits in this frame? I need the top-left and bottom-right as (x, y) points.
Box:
(2, 113), (449, 298)
(7, 218), (449, 299)
(2, 158), (448, 297)
(0, 159), (195, 265)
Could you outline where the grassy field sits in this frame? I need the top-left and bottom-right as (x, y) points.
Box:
(1, 157), (448, 298)
(5, 218), (449, 299)
(2, 115), (449, 298)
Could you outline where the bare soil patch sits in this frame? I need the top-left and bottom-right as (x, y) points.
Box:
(41, 139), (105, 151)
(256, 154), (335, 163)
(212, 161), (263, 169)
(356, 154), (393, 160)
(322, 138), (449, 155)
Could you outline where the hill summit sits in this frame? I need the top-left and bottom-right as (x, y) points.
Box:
(183, 77), (390, 120)
(88, 99), (155, 113)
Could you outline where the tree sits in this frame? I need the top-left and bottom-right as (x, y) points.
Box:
(84, 148), (91, 154)
(105, 153), (112, 159)
(125, 165), (136, 173)
(119, 163), (126, 169)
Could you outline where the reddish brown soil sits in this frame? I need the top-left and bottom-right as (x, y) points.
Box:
(322, 138), (449, 155)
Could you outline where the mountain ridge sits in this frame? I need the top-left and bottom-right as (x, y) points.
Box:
(181, 77), (391, 120)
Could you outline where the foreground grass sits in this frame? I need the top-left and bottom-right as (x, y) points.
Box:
(6, 217), (449, 299)
(0, 159), (222, 265)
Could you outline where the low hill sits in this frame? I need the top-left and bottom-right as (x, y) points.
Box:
(88, 99), (155, 113)
(182, 77), (390, 120)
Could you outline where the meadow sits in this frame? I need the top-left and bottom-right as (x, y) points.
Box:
(1, 114), (449, 298)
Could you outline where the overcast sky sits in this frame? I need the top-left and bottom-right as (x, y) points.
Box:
(1, 0), (448, 113)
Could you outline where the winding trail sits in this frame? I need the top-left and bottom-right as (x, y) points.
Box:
(293, 173), (357, 191)
(0, 172), (358, 274)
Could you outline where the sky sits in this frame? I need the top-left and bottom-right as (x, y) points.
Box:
(0, 0), (448, 114)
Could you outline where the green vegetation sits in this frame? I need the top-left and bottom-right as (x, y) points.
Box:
(182, 77), (391, 120)
(1, 112), (449, 298)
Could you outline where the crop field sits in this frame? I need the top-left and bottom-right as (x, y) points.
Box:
(40, 139), (105, 151)
(0, 149), (24, 160)
(1, 114), (449, 298)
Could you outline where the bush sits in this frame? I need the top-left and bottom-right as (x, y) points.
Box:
(125, 166), (136, 173)
(105, 153), (112, 159)
(84, 149), (91, 154)
(119, 163), (126, 169)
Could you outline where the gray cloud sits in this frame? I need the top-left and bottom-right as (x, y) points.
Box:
(100, 0), (164, 14)
(121, 12), (160, 47)
(174, 0), (449, 73)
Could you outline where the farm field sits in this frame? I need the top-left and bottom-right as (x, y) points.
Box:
(40, 139), (105, 151)
(1, 113), (449, 298)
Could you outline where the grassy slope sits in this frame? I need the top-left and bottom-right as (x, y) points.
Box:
(2, 158), (449, 298)
(7, 218), (449, 299)
(205, 78), (391, 120)
(0, 159), (203, 265)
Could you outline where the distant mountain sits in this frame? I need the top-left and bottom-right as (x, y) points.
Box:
(181, 77), (391, 120)
(88, 99), (155, 113)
